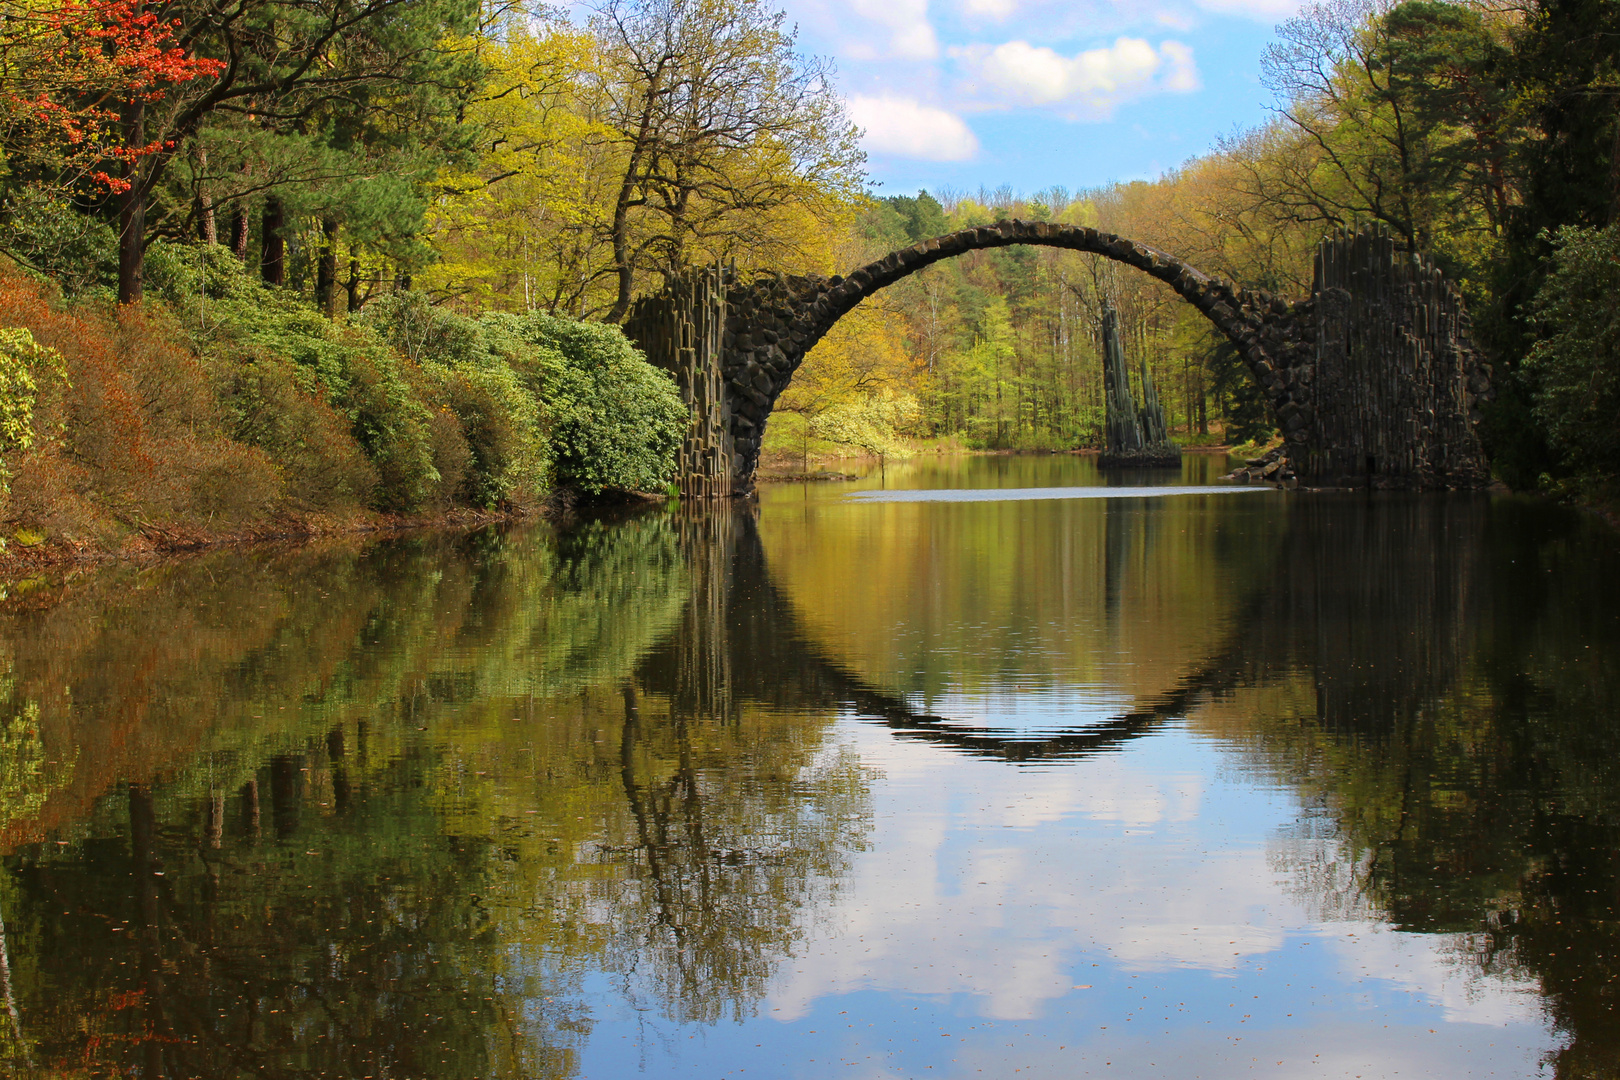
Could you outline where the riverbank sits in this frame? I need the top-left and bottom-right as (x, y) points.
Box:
(0, 504), (532, 578)
(0, 481), (682, 579)
(0, 257), (690, 580)
(755, 441), (1240, 482)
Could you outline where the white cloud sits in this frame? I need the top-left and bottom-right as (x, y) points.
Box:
(1190, 0), (1304, 16)
(846, 0), (939, 59)
(763, 725), (1553, 1061)
(1160, 39), (1201, 91)
(955, 37), (1202, 116)
(848, 95), (980, 160)
(961, 0), (1017, 21)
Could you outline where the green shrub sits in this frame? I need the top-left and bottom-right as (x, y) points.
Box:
(149, 243), (682, 506)
(809, 390), (919, 458)
(330, 341), (443, 512)
(0, 191), (117, 297)
(425, 359), (547, 506)
(1526, 222), (1620, 485)
(506, 313), (686, 494)
(149, 246), (445, 513)
(217, 353), (379, 511)
(365, 295), (549, 507)
(0, 327), (66, 493)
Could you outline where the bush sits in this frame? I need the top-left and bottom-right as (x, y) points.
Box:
(150, 248), (447, 513)
(219, 353), (379, 511)
(0, 270), (283, 537)
(1525, 222), (1620, 485)
(809, 390), (920, 458)
(0, 327), (66, 493)
(365, 295), (549, 507)
(425, 358), (546, 506)
(1209, 337), (1275, 447)
(506, 314), (686, 494)
(0, 190), (117, 297)
(0, 238), (687, 537)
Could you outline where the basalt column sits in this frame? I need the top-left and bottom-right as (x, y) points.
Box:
(624, 266), (735, 498)
(1098, 300), (1180, 469)
(1298, 230), (1492, 488)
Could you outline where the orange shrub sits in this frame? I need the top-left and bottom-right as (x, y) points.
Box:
(216, 351), (379, 512)
(0, 269), (286, 540)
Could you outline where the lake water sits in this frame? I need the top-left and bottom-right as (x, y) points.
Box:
(2, 453), (1618, 1079)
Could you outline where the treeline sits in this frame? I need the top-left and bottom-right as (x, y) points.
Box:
(0, 0), (858, 310)
(0, 0), (859, 544)
(772, 0), (1620, 496)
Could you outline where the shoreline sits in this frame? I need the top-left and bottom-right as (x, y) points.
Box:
(0, 480), (684, 580)
(0, 505), (538, 579)
(9, 447), (1557, 580)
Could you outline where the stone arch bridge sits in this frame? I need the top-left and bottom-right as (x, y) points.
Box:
(623, 223), (1494, 495)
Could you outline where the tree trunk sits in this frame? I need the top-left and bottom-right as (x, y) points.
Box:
(1609, 109), (1620, 224)
(117, 101), (146, 305)
(261, 197), (285, 286)
(316, 217), (339, 316)
(346, 256), (363, 312)
(605, 74), (666, 324)
(230, 205), (250, 262)
(197, 147), (217, 244)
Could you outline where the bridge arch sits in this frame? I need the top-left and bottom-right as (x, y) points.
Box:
(624, 222), (1489, 495)
(717, 220), (1310, 488)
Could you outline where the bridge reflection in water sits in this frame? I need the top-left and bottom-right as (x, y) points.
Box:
(0, 488), (1615, 1078)
(644, 494), (1487, 765)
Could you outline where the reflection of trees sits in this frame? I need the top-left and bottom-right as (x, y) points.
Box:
(0, 519), (694, 1078)
(0, 519), (687, 845)
(4, 745), (528, 1079)
(9, 489), (1620, 1079)
(692, 495), (1620, 1078)
(610, 509), (872, 1026)
(0, 510), (873, 1077)
(1203, 495), (1620, 1080)
(613, 683), (870, 1025)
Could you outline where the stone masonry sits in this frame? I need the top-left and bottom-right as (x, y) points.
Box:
(625, 221), (1492, 495)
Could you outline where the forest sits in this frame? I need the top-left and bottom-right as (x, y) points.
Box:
(0, 0), (1616, 550)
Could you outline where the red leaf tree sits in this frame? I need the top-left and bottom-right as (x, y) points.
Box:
(0, 0), (223, 194)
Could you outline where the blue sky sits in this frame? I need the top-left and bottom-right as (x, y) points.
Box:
(779, 0), (1304, 197)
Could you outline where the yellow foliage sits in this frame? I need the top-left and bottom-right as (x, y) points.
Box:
(422, 24), (620, 314)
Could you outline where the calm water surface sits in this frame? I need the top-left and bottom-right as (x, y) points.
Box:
(3, 453), (1618, 1079)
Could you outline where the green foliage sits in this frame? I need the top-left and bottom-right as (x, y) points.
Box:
(364, 294), (552, 506)
(426, 359), (547, 506)
(0, 190), (116, 297)
(1525, 222), (1620, 485)
(0, 326), (65, 493)
(507, 314), (686, 494)
(0, 665), (74, 840)
(145, 242), (686, 509)
(148, 244), (443, 511)
(218, 352), (381, 511)
(1207, 337), (1275, 446)
(883, 191), (948, 243)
